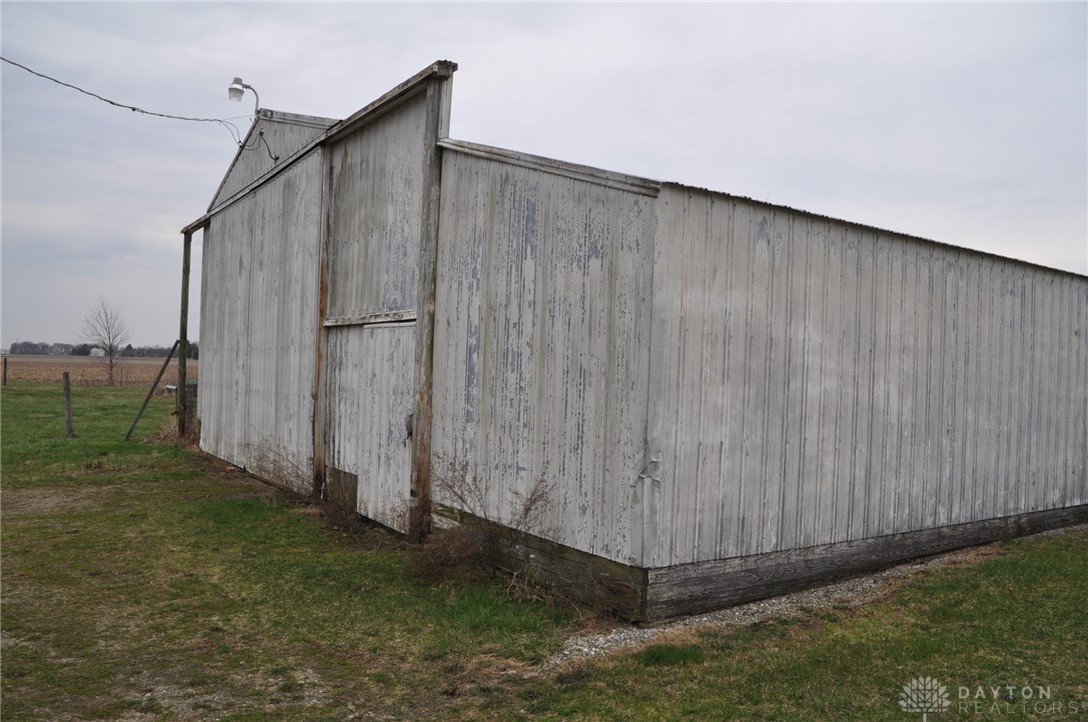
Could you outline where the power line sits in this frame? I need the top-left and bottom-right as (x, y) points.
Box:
(1, 55), (247, 145)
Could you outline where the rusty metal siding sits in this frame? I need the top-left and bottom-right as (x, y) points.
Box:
(648, 184), (1088, 567)
(210, 112), (336, 212)
(198, 150), (323, 494)
(431, 147), (658, 565)
(325, 323), (416, 531)
(325, 93), (428, 319)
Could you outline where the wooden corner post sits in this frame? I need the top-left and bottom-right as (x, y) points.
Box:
(177, 229), (192, 436)
(312, 146), (332, 499)
(408, 64), (456, 542)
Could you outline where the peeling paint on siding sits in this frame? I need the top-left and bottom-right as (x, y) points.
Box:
(432, 148), (657, 565)
(325, 323), (416, 532)
(194, 64), (1086, 584)
(199, 150), (323, 494)
(649, 184), (1088, 566)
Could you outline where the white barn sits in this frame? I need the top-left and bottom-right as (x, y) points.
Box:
(181, 61), (1087, 620)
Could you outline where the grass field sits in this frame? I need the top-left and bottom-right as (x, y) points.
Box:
(2, 383), (1085, 720)
(1, 355), (197, 387)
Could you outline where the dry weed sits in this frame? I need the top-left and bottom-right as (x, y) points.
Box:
(412, 454), (556, 586)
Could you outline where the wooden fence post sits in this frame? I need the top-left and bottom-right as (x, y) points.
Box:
(2, 356), (7, 385)
(63, 372), (74, 438)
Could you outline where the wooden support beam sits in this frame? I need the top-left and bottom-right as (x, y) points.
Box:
(125, 339), (179, 441)
(406, 76), (447, 543)
(643, 504), (1088, 621)
(177, 230), (192, 437)
(312, 147), (331, 498)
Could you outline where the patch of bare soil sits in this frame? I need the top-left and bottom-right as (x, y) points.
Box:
(0, 485), (119, 517)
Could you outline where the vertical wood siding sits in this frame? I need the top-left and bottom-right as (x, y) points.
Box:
(320, 92), (434, 530)
(431, 149), (657, 565)
(194, 76), (1086, 583)
(325, 323), (416, 531)
(325, 94), (427, 319)
(649, 184), (1088, 566)
(198, 150), (323, 494)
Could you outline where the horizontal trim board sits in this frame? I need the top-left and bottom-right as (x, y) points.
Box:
(324, 310), (418, 327)
(438, 138), (661, 197)
(644, 504), (1088, 621)
(257, 108), (339, 130)
(202, 143), (324, 221)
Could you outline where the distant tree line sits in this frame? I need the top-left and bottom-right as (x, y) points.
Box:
(7, 341), (199, 359)
(7, 341), (75, 356)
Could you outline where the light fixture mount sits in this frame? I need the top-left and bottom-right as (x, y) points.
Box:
(227, 77), (259, 112)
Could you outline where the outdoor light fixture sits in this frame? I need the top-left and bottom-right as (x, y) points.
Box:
(228, 77), (260, 112)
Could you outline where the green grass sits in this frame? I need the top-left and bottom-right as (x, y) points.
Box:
(3, 382), (1086, 720)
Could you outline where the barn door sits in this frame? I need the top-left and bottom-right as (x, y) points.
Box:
(315, 65), (453, 536)
(324, 321), (416, 532)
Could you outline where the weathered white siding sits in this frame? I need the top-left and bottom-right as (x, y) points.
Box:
(193, 63), (1085, 603)
(324, 94), (428, 320)
(431, 147), (658, 564)
(647, 184), (1088, 566)
(210, 112), (335, 212)
(325, 323), (416, 531)
(199, 150), (323, 494)
(320, 85), (445, 531)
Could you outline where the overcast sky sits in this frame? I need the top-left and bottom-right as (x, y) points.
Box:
(2, 2), (1086, 349)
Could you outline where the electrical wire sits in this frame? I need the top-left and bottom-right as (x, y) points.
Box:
(258, 131), (280, 162)
(1, 55), (249, 146)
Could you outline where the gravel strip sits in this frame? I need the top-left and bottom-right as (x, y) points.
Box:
(544, 524), (1087, 669)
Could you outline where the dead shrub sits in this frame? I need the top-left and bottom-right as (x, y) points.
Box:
(410, 524), (488, 583)
(410, 454), (556, 585)
(243, 443), (311, 495)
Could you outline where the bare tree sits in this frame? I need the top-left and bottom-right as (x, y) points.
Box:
(80, 297), (131, 386)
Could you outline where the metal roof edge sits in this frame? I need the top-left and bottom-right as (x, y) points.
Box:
(323, 60), (458, 145)
(439, 138), (661, 197)
(662, 182), (1088, 280)
(256, 108), (338, 129)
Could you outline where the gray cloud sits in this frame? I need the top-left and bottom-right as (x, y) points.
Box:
(2, 2), (1084, 348)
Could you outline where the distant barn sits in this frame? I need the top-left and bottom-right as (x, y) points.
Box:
(181, 61), (1087, 621)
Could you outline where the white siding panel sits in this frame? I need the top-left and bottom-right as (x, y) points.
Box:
(198, 151), (322, 494)
(325, 324), (416, 533)
(325, 94), (428, 319)
(651, 184), (1088, 567)
(432, 150), (656, 565)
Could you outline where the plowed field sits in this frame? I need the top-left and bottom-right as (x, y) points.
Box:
(1, 355), (198, 387)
